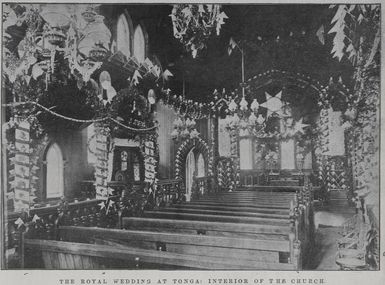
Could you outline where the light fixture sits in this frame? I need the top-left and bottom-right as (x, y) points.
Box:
(171, 116), (200, 141)
(147, 89), (156, 105)
(99, 71), (111, 90)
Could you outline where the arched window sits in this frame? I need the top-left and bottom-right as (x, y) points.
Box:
(45, 143), (64, 199)
(133, 25), (146, 63)
(197, 153), (205, 177)
(117, 14), (131, 58)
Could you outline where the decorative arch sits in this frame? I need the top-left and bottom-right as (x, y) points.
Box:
(218, 69), (350, 112)
(175, 137), (211, 180)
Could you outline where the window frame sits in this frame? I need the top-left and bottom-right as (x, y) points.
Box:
(133, 23), (149, 63)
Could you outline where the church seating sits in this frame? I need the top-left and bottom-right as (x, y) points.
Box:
(23, 238), (297, 270)
(21, 184), (312, 270)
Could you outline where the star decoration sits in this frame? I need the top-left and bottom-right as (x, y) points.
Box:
(107, 188), (114, 196)
(32, 214), (40, 223)
(106, 200), (115, 214)
(260, 91), (286, 117)
(294, 118), (310, 134)
(14, 217), (24, 228)
(98, 201), (106, 210)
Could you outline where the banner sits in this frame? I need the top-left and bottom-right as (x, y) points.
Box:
(12, 121), (31, 212)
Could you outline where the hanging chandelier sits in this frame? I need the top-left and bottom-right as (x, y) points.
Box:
(224, 96), (266, 135)
(170, 4), (228, 58)
(171, 117), (200, 141)
(3, 4), (112, 89)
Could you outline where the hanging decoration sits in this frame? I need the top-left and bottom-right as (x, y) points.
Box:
(94, 126), (110, 200)
(216, 158), (235, 192)
(143, 140), (157, 183)
(11, 121), (31, 212)
(327, 5), (380, 217)
(171, 116), (200, 141)
(3, 4), (112, 89)
(170, 4), (228, 58)
(260, 91), (286, 117)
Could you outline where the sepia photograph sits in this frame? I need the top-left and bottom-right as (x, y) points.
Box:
(0, 0), (382, 278)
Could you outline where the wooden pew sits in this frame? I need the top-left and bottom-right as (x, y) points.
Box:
(155, 206), (289, 219)
(171, 203), (291, 215)
(122, 217), (291, 239)
(188, 201), (291, 209)
(23, 233), (298, 270)
(141, 210), (290, 225)
(57, 226), (294, 265)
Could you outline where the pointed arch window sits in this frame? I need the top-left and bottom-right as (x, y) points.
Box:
(133, 25), (146, 63)
(197, 153), (205, 177)
(117, 14), (131, 58)
(45, 143), (64, 199)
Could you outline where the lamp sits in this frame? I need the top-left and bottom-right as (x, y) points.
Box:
(171, 116), (200, 141)
(99, 71), (111, 90)
(147, 89), (156, 105)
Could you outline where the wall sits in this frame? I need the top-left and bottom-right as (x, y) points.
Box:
(155, 100), (178, 179)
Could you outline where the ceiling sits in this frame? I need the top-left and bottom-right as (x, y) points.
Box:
(106, 4), (354, 102)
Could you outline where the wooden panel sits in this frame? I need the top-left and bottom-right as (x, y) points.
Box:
(236, 186), (301, 192)
(122, 217), (291, 235)
(142, 211), (290, 225)
(24, 239), (296, 270)
(42, 251), (53, 269)
(64, 252), (75, 269)
(188, 201), (290, 209)
(57, 252), (68, 269)
(158, 207), (289, 219)
(72, 254), (84, 268)
(171, 203), (291, 214)
(59, 226), (290, 252)
(93, 237), (281, 263)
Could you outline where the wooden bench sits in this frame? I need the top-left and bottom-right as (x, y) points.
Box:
(236, 186), (303, 192)
(141, 210), (290, 225)
(57, 226), (295, 266)
(23, 238), (298, 270)
(156, 206), (289, 219)
(122, 217), (292, 239)
(188, 201), (291, 209)
(171, 203), (291, 215)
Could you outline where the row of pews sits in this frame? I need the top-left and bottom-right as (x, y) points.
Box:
(22, 185), (314, 270)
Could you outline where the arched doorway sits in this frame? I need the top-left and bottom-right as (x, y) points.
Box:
(185, 148), (196, 201)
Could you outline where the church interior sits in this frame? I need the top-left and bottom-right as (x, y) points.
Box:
(1, 3), (380, 270)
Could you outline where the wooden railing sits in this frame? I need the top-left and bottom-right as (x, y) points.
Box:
(153, 179), (185, 207)
(191, 176), (213, 200)
(6, 198), (120, 268)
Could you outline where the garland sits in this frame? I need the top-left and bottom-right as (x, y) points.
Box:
(3, 101), (158, 132)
